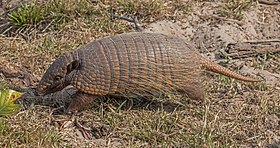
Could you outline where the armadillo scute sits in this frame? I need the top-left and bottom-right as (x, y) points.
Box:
(36, 32), (260, 113)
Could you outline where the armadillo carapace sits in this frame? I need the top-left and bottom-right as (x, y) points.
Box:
(36, 32), (260, 113)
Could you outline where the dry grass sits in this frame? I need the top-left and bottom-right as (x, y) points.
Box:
(0, 107), (64, 147)
(0, 0), (279, 147)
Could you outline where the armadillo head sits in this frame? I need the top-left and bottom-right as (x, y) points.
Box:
(36, 52), (80, 96)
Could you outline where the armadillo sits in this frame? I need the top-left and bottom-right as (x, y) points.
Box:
(36, 32), (260, 113)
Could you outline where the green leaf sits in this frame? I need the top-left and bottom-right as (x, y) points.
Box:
(0, 89), (23, 116)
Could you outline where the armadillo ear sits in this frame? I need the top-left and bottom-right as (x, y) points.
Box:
(67, 60), (80, 74)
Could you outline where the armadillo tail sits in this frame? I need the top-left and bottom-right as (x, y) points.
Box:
(201, 60), (261, 82)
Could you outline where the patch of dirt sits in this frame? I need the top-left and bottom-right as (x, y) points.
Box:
(147, 2), (280, 52)
(146, 2), (280, 86)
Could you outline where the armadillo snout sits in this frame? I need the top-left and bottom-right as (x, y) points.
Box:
(37, 79), (67, 96)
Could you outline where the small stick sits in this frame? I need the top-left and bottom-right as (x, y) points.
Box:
(111, 14), (143, 32)
(74, 118), (93, 140)
(211, 15), (244, 26)
(244, 39), (280, 43)
(258, 0), (280, 5)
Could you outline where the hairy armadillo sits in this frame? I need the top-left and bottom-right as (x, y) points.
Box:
(36, 32), (260, 113)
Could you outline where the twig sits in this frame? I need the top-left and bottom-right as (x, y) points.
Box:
(244, 39), (280, 43)
(42, 18), (55, 33)
(74, 118), (93, 140)
(211, 15), (244, 26)
(258, 0), (280, 5)
(111, 14), (143, 32)
(0, 67), (23, 78)
(224, 39), (280, 59)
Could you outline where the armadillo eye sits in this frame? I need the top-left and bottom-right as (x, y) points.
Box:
(54, 75), (63, 81)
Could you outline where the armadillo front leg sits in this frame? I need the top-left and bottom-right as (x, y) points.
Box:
(66, 92), (99, 113)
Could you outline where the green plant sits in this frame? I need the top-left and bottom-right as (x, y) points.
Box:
(217, 0), (255, 20)
(8, 2), (46, 26)
(0, 89), (22, 116)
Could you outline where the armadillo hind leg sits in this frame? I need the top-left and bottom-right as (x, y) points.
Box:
(177, 84), (205, 101)
(66, 92), (99, 113)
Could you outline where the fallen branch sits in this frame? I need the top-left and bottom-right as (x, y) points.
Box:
(258, 0), (280, 5)
(223, 39), (280, 59)
(0, 64), (38, 87)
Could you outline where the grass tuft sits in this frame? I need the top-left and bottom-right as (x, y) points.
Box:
(217, 0), (256, 20)
(3, 0), (193, 36)
(8, 2), (46, 26)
